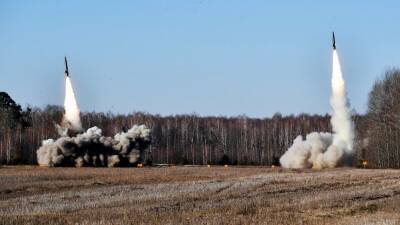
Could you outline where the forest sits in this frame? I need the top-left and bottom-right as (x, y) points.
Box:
(1, 69), (399, 168)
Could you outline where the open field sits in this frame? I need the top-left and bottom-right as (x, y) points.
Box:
(0, 167), (400, 225)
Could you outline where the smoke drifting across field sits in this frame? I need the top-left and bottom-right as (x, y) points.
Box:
(37, 125), (151, 167)
(280, 50), (354, 169)
(36, 71), (151, 167)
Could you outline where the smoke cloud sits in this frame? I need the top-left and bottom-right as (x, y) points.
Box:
(37, 125), (151, 167)
(280, 50), (354, 169)
(36, 70), (151, 167)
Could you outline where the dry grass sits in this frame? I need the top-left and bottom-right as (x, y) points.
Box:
(1, 166), (400, 225)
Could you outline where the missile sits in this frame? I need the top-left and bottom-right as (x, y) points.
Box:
(332, 32), (336, 50)
(65, 56), (69, 77)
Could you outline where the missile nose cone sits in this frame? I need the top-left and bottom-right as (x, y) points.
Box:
(64, 56), (69, 77)
(332, 32), (336, 50)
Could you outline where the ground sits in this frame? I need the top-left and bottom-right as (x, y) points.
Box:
(0, 166), (400, 225)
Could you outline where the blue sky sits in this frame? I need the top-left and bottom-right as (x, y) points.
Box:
(1, 1), (399, 117)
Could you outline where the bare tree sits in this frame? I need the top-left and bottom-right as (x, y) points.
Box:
(364, 69), (400, 168)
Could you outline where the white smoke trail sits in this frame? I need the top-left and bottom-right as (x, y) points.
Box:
(331, 50), (354, 153)
(280, 49), (354, 169)
(63, 76), (82, 132)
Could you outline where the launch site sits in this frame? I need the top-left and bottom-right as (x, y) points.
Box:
(1, 1), (400, 225)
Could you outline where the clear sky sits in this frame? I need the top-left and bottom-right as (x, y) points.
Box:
(1, 1), (399, 117)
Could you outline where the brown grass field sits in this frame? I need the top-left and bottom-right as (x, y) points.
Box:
(0, 166), (400, 225)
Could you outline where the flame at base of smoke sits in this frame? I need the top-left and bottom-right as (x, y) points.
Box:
(37, 125), (151, 167)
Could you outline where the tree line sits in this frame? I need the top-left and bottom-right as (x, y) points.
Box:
(0, 101), (336, 165)
(1, 69), (400, 167)
(358, 69), (400, 168)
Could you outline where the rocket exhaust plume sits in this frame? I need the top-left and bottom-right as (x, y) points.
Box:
(280, 33), (354, 169)
(63, 76), (83, 133)
(331, 49), (354, 154)
(36, 57), (152, 167)
(60, 57), (83, 134)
